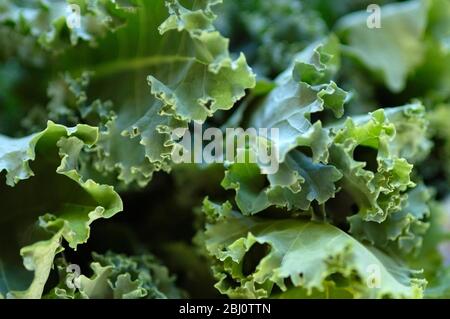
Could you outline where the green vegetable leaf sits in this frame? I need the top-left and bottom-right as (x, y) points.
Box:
(336, 0), (428, 92)
(328, 106), (420, 223)
(222, 36), (347, 215)
(0, 0), (136, 52)
(0, 121), (122, 298)
(349, 184), (432, 256)
(47, 251), (184, 299)
(202, 200), (425, 298)
(57, 0), (256, 187)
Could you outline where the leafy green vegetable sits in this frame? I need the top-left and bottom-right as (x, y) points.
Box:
(1, 0), (450, 300)
(0, 121), (122, 298)
(202, 199), (425, 298)
(336, 0), (428, 92)
(222, 36), (346, 215)
(47, 251), (184, 299)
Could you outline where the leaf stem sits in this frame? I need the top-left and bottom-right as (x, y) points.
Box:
(92, 55), (195, 78)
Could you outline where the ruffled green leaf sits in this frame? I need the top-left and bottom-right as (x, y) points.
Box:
(0, 121), (122, 298)
(222, 149), (342, 215)
(54, 0), (255, 186)
(328, 106), (420, 223)
(202, 200), (425, 299)
(46, 251), (183, 299)
(0, 0), (136, 52)
(349, 184), (432, 256)
(222, 36), (347, 215)
(2, 0), (255, 187)
(336, 0), (428, 92)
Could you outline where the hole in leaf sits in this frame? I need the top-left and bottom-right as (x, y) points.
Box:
(297, 146), (313, 159)
(204, 99), (213, 110)
(284, 277), (293, 289)
(325, 273), (349, 287)
(353, 145), (378, 173)
(310, 112), (321, 124)
(223, 273), (240, 289)
(242, 243), (270, 276)
(325, 189), (355, 231)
